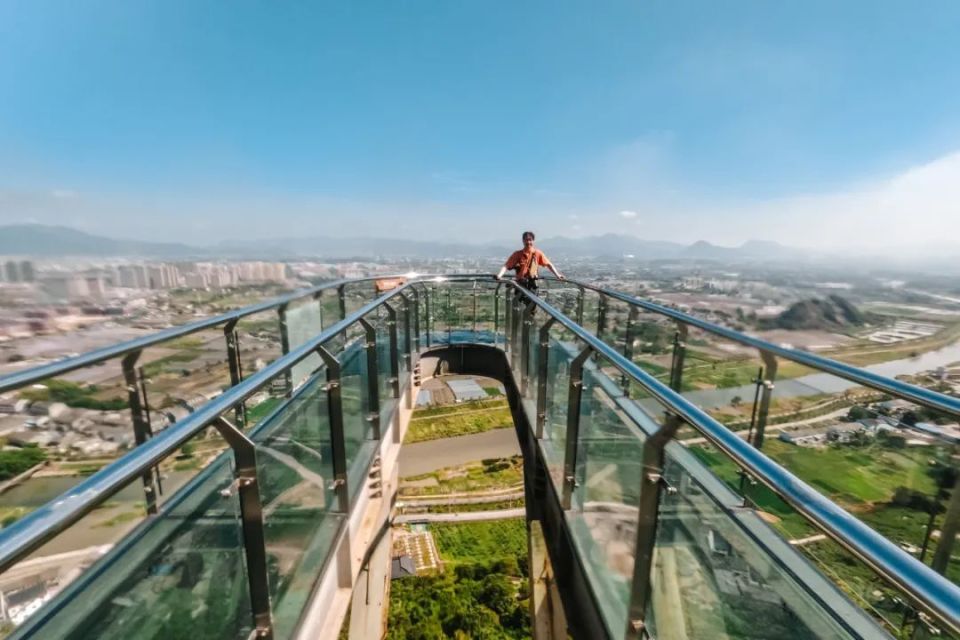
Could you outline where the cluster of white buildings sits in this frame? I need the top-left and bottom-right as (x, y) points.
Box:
(33, 261), (290, 302)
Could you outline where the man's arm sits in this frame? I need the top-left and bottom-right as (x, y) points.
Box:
(496, 252), (519, 280)
(540, 253), (565, 280)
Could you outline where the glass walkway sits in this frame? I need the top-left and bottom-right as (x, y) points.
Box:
(0, 275), (957, 639)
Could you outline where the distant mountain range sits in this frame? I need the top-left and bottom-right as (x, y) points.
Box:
(0, 224), (806, 261)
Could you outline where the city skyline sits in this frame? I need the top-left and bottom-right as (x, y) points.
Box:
(2, 2), (960, 249)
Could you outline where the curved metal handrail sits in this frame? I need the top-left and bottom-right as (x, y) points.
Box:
(561, 277), (960, 421)
(0, 282), (415, 574)
(507, 280), (960, 635)
(0, 273), (486, 395)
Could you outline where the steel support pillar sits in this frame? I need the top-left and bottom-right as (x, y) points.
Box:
(383, 302), (401, 399)
(520, 301), (536, 396)
(212, 417), (273, 640)
(753, 351), (779, 450)
(536, 318), (557, 438)
(224, 318), (247, 428)
(358, 317), (382, 440)
(277, 303), (292, 397)
(621, 306), (638, 396)
(316, 346), (351, 512)
(562, 347), (594, 509)
(625, 414), (683, 639)
(121, 351), (160, 515)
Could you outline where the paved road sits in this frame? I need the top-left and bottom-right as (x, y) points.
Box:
(398, 428), (520, 477)
(394, 508), (525, 524)
(398, 490), (525, 507)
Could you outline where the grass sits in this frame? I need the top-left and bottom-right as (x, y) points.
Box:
(405, 399), (512, 443)
(94, 508), (145, 529)
(483, 386), (502, 397)
(246, 397), (283, 425)
(410, 498), (525, 514)
(432, 519), (527, 565)
(400, 457), (524, 496)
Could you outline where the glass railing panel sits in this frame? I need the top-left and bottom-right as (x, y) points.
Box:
(566, 359), (652, 635)
(340, 335), (378, 503)
(285, 297), (324, 391)
(541, 332), (574, 489)
(372, 308), (398, 427)
(646, 444), (861, 640)
(238, 308), (286, 424)
(342, 282), (377, 317)
(11, 448), (252, 640)
(396, 300), (410, 381)
(252, 372), (345, 640)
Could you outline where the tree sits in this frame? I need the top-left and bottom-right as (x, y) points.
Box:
(730, 395), (743, 409)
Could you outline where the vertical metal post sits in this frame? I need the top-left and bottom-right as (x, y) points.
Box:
(511, 293), (523, 372)
(408, 286), (421, 353)
(446, 287), (453, 344)
(315, 346), (351, 512)
(621, 306), (639, 396)
(337, 284), (347, 322)
(472, 283), (479, 337)
(212, 417), (274, 640)
(520, 301), (536, 396)
(358, 317), (382, 440)
(536, 318), (557, 438)
(668, 323), (688, 393)
(424, 285), (432, 348)
(625, 415), (684, 639)
(931, 469), (960, 575)
(596, 293), (607, 340)
(383, 302), (401, 398)
(224, 318), (247, 428)
(753, 351), (779, 450)
(277, 303), (292, 397)
(493, 282), (502, 345)
(121, 351), (159, 515)
(398, 291), (413, 374)
(562, 347), (594, 509)
(505, 286), (514, 353)
(576, 286), (585, 326)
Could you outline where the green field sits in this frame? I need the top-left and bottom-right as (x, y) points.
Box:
(432, 519), (528, 566)
(400, 457), (523, 496)
(405, 399), (512, 443)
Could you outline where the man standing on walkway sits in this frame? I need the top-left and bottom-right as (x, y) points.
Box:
(495, 231), (564, 292)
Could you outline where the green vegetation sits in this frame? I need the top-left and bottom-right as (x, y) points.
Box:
(143, 352), (201, 377)
(413, 498), (525, 514)
(432, 520), (527, 566)
(389, 520), (530, 639)
(0, 445), (47, 481)
(400, 457), (523, 496)
(19, 378), (128, 411)
(246, 397), (283, 424)
(483, 386), (502, 397)
(405, 399), (512, 443)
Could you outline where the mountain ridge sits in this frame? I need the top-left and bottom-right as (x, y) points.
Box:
(0, 223), (801, 261)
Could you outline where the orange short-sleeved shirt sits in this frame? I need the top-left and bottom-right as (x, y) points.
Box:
(505, 249), (550, 280)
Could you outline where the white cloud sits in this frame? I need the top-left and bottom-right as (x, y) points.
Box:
(619, 210), (638, 219)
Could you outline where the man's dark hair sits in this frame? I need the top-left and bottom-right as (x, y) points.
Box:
(522, 231), (535, 241)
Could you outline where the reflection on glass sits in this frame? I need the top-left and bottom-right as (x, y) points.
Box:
(18, 458), (252, 640)
(566, 366), (646, 635)
(647, 446), (856, 640)
(254, 375), (345, 639)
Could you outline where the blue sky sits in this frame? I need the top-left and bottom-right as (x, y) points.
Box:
(2, 1), (960, 248)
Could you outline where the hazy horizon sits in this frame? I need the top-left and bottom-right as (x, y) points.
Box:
(3, 3), (960, 251)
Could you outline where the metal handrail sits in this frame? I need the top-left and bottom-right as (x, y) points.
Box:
(0, 273), (485, 394)
(506, 281), (960, 635)
(562, 277), (960, 421)
(0, 282), (415, 574)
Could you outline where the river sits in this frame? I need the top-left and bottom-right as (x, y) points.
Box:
(647, 339), (960, 411)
